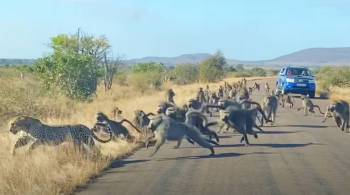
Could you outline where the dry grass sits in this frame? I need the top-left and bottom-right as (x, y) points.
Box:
(0, 74), (270, 195)
(328, 87), (350, 103)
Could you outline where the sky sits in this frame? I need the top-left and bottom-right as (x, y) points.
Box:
(1, 0), (350, 61)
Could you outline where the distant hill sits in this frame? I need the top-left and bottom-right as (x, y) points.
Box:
(2, 47), (350, 66)
(126, 53), (213, 65)
(0, 58), (36, 65)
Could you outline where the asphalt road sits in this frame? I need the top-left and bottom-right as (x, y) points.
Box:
(76, 78), (350, 195)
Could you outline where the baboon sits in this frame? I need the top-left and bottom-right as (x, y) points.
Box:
(166, 108), (219, 144)
(111, 106), (122, 120)
(261, 95), (278, 125)
(277, 93), (294, 108)
(95, 112), (142, 141)
(207, 101), (270, 146)
(132, 110), (156, 140)
(248, 87), (253, 95)
(197, 87), (207, 103)
(265, 83), (270, 94)
(213, 100), (269, 133)
(145, 113), (215, 157)
(322, 100), (350, 131)
(188, 99), (202, 110)
(253, 82), (260, 91)
(297, 95), (324, 116)
(165, 89), (175, 103)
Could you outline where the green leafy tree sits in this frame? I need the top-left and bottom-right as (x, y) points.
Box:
(251, 67), (266, 76)
(198, 50), (227, 82)
(172, 62), (199, 85)
(34, 29), (110, 100)
(129, 62), (165, 92)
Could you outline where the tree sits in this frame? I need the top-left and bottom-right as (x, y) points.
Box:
(173, 62), (199, 85)
(102, 53), (125, 91)
(129, 62), (165, 92)
(251, 67), (266, 76)
(34, 28), (110, 100)
(198, 50), (227, 82)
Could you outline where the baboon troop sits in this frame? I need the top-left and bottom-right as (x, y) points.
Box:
(9, 78), (350, 159)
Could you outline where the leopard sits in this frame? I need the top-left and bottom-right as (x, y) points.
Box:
(9, 116), (112, 155)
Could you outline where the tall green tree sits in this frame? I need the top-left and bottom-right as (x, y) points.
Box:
(34, 28), (110, 100)
(198, 50), (227, 82)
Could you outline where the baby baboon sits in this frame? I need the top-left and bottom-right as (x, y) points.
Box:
(165, 89), (175, 103)
(322, 100), (350, 131)
(297, 95), (324, 116)
(146, 113), (215, 157)
(265, 83), (270, 94)
(96, 112), (141, 140)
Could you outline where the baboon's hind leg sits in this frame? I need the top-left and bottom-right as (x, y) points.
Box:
(148, 138), (166, 157)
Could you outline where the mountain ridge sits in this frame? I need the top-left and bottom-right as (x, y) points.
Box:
(2, 47), (350, 66)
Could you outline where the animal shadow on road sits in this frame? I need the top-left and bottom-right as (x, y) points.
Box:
(251, 142), (326, 148)
(257, 130), (303, 134)
(155, 152), (259, 161)
(109, 159), (150, 169)
(216, 142), (325, 148)
(278, 124), (328, 128)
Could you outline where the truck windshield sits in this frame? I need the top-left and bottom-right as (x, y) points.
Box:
(286, 68), (312, 76)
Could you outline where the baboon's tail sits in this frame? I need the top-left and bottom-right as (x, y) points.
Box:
(314, 105), (325, 115)
(120, 119), (142, 133)
(185, 110), (208, 126)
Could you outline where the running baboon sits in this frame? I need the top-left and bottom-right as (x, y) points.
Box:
(253, 82), (260, 91)
(297, 95), (324, 116)
(207, 101), (270, 146)
(96, 112), (141, 140)
(165, 89), (175, 103)
(322, 100), (350, 131)
(261, 95), (278, 125)
(277, 93), (295, 108)
(145, 113), (215, 157)
(165, 108), (219, 144)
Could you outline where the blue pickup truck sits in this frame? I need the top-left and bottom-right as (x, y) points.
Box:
(275, 66), (316, 98)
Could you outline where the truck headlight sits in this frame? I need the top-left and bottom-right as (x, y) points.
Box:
(286, 78), (294, 82)
(309, 80), (315, 83)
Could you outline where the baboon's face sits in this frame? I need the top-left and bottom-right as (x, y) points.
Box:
(157, 105), (166, 114)
(218, 100), (225, 107)
(96, 113), (107, 122)
(329, 106), (335, 112)
(117, 110), (122, 114)
(188, 100), (195, 109)
(165, 108), (176, 116)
